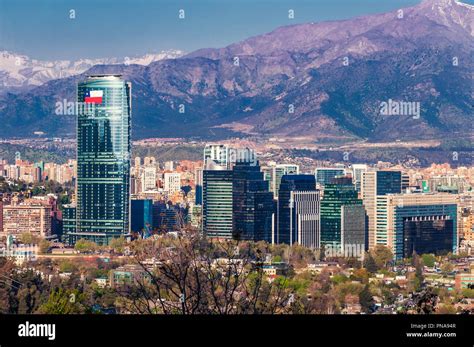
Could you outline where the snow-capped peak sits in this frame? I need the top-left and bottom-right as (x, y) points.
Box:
(0, 50), (185, 92)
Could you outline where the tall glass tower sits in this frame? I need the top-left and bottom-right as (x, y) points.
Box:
(66, 75), (131, 245)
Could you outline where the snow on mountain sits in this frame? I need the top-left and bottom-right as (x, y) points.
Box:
(0, 50), (185, 92)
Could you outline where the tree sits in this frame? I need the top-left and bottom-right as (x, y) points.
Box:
(109, 236), (126, 254)
(359, 284), (374, 313)
(59, 260), (78, 273)
(440, 262), (454, 275)
(117, 230), (294, 314)
(363, 253), (378, 273)
(38, 288), (88, 314)
(39, 239), (51, 254)
(19, 232), (41, 245)
(421, 254), (436, 268)
(74, 239), (97, 253)
(371, 245), (393, 269)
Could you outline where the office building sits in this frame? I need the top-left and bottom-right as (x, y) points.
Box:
(131, 199), (153, 234)
(361, 170), (402, 249)
(277, 175), (317, 245)
(351, 164), (367, 193)
(315, 168), (346, 187)
(271, 164), (300, 199)
(378, 193), (458, 259)
(64, 75), (131, 245)
(320, 181), (365, 249)
(141, 166), (157, 191)
(164, 172), (181, 194)
(232, 161), (274, 242)
(195, 167), (203, 205)
(203, 169), (233, 238)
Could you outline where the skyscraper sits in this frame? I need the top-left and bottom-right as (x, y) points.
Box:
(320, 181), (364, 249)
(203, 169), (233, 238)
(64, 75), (131, 246)
(315, 167), (346, 187)
(195, 167), (203, 205)
(272, 164), (300, 199)
(232, 161), (274, 242)
(277, 175), (317, 245)
(361, 170), (402, 249)
(351, 164), (367, 193)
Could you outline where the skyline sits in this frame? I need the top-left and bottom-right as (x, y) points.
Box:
(0, 0), (460, 60)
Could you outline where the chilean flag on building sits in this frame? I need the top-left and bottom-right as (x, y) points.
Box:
(84, 90), (103, 104)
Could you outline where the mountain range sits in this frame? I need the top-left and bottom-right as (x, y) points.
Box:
(0, 0), (472, 143)
(0, 50), (185, 93)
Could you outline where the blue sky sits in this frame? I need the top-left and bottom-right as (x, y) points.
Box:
(0, 0), (472, 60)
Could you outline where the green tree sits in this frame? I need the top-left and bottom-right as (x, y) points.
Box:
(19, 232), (40, 245)
(421, 254), (436, 268)
(109, 236), (126, 254)
(38, 288), (88, 314)
(74, 239), (97, 253)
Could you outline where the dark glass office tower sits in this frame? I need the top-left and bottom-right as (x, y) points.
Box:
(376, 171), (402, 195)
(277, 175), (316, 245)
(66, 75), (131, 246)
(232, 161), (274, 242)
(131, 199), (153, 234)
(403, 218), (454, 258)
(320, 181), (363, 247)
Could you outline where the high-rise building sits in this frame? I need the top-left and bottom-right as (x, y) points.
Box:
(315, 167), (346, 187)
(2, 203), (52, 238)
(272, 164), (300, 199)
(232, 161), (274, 242)
(64, 75), (131, 246)
(361, 170), (401, 249)
(203, 169), (233, 238)
(277, 175), (317, 245)
(351, 164), (367, 193)
(378, 193), (458, 259)
(141, 166), (157, 191)
(195, 167), (203, 205)
(164, 172), (181, 194)
(131, 199), (153, 235)
(341, 204), (367, 256)
(204, 144), (256, 170)
(320, 181), (364, 249)
(204, 144), (230, 169)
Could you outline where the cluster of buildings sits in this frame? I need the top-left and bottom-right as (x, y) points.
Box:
(198, 145), (472, 260)
(2, 75), (472, 264)
(0, 158), (76, 184)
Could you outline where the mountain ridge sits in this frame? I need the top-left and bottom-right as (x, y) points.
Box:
(0, 0), (472, 143)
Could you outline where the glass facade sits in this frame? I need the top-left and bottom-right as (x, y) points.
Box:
(232, 161), (274, 242)
(203, 170), (233, 238)
(131, 199), (153, 234)
(393, 203), (457, 259)
(320, 182), (363, 248)
(376, 171), (401, 195)
(403, 218), (454, 258)
(277, 175), (316, 244)
(315, 168), (345, 186)
(65, 75), (131, 246)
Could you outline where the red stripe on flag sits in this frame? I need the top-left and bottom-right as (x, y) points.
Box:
(85, 97), (103, 104)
